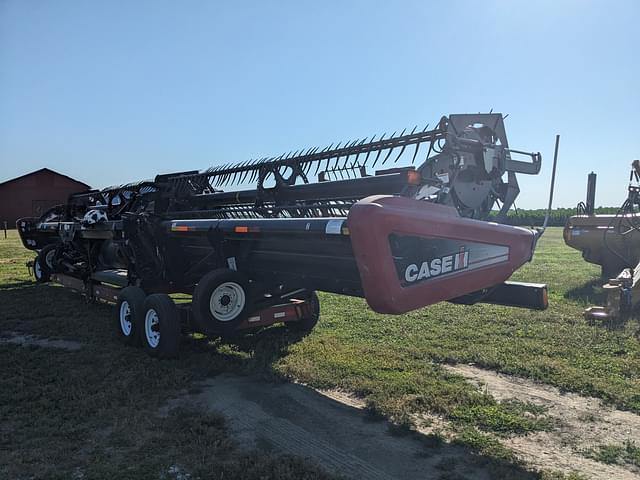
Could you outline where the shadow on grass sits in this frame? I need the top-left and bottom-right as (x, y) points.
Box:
(564, 277), (605, 305)
(0, 280), (40, 290)
(177, 370), (546, 480)
(562, 278), (640, 335)
(0, 281), (546, 480)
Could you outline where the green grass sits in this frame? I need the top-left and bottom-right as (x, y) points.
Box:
(275, 228), (640, 426)
(585, 440), (640, 468)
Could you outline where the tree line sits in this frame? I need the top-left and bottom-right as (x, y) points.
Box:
(489, 207), (619, 227)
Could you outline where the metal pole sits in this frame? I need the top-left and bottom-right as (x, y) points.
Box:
(540, 134), (560, 233)
(586, 172), (597, 215)
(3, 221), (6, 239)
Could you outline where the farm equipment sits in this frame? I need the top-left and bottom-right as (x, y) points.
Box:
(18, 113), (549, 357)
(564, 161), (640, 319)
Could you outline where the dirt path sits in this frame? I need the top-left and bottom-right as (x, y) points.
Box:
(163, 374), (527, 480)
(445, 364), (640, 480)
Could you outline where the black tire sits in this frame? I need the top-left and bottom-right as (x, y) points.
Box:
(33, 256), (50, 283)
(140, 294), (181, 358)
(287, 291), (320, 333)
(37, 244), (58, 277)
(192, 269), (250, 336)
(115, 286), (146, 346)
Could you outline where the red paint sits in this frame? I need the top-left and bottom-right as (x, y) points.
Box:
(347, 195), (536, 314)
(0, 168), (89, 227)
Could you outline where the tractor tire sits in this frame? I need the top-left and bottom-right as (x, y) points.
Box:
(115, 286), (146, 346)
(192, 269), (250, 337)
(140, 294), (181, 358)
(287, 291), (320, 333)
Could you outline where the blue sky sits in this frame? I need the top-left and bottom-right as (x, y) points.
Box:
(1, 0), (638, 208)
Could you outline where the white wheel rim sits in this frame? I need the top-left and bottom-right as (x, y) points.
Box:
(34, 259), (42, 279)
(209, 282), (245, 322)
(119, 301), (132, 336)
(45, 249), (56, 270)
(145, 308), (161, 348)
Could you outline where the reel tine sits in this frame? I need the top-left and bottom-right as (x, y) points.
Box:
(215, 172), (224, 187)
(410, 125), (417, 135)
(242, 160), (258, 183)
(422, 123), (430, 132)
(363, 134), (377, 165)
(343, 138), (359, 167)
(308, 146), (319, 162)
(371, 133), (386, 167)
(327, 142), (342, 171)
(236, 161), (251, 183)
(411, 143), (421, 164)
(381, 146), (396, 165)
(393, 144), (407, 163)
(239, 168), (250, 184)
(229, 162), (243, 184)
(314, 143), (333, 175)
(352, 138), (366, 165)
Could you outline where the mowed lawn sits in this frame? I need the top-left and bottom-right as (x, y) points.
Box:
(1, 227), (639, 479)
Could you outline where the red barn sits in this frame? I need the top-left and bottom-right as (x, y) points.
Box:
(0, 168), (90, 227)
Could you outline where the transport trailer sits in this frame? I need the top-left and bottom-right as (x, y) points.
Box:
(18, 113), (549, 358)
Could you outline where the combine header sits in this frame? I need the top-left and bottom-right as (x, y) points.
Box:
(565, 161), (640, 319)
(19, 113), (548, 357)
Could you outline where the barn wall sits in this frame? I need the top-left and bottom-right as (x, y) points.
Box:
(0, 170), (89, 227)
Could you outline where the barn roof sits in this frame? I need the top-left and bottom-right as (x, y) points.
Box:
(0, 168), (91, 189)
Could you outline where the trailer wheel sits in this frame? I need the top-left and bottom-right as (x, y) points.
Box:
(33, 244), (57, 283)
(287, 291), (320, 333)
(141, 294), (180, 358)
(115, 286), (146, 346)
(33, 256), (50, 283)
(192, 269), (250, 336)
(38, 244), (58, 273)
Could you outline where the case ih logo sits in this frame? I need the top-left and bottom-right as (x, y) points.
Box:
(404, 247), (469, 283)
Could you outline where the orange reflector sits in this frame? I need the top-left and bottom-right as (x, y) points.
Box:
(407, 170), (422, 185)
(234, 226), (260, 233)
(172, 225), (192, 232)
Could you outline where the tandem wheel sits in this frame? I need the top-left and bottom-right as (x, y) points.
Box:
(33, 244), (57, 283)
(286, 291), (320, 333)
(192, 269), (250, 337)
(115, 286), (146, 346)
(140, 294), (181, 358)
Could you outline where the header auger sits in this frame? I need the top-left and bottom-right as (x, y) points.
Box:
(18, 112), (548, 358)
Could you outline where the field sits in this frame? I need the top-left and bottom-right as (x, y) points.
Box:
(1, 227), (639, 479)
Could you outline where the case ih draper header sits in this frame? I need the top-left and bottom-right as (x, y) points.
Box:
(18, 113), (549, 357)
